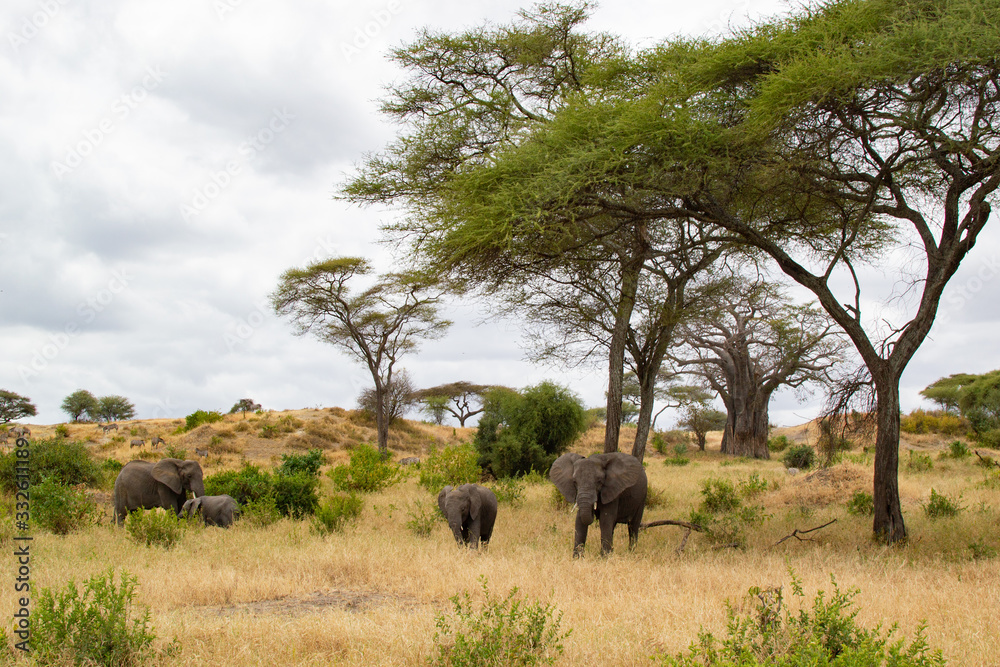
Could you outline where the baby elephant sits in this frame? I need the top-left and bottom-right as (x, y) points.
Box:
(437, 484), (497, 549)
(182, 495), (240, 528)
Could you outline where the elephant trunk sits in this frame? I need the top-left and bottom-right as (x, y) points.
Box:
(447, 508), (466, 545)
(191, 478), (206, 498)
(573, 494), (597, 557)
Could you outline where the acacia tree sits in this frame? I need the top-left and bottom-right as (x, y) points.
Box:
(61, 389), (98, 422)
(270, 257), (451, 457)
(411, 382), (491, 427)
(672, 283), (846, 459)
(919, 374), (979, 415)
(229, 398), (262, 419)
(0, 390), (37, 424)
(445, 0), (1000, 542)
(94, 395), (135, 422)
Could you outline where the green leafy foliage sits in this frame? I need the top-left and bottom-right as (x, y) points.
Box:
(907, 451), (934, 472)
(901, 409), (968, 436)
(277, 448), (325, 477)
(240, 494), (281, 528)
(179, 409), (224, 432)
(406, 499), (442, 537)
(204, 463), (319, 518)
(0, 389), (37, 423)
(32, 477), (100, 535)
(125, 508), (187, 548)
(847, 491), (875, 517)
(311, 493), (363, 535)
(782, 445), (815, 470)
(0, 439), (102, 492)
(656, 573), (945, 666)
(923, 489), (963, 519)
(945, 440), (970, 459)
(652, 430), (690, 455)
(767, 435), (791, 452)
(271, 473), (320, 518)
(60, 389), (99, 422)
(327, 444), (408, 493)
(429, 578), (571, 667)
(54, 424), (70, 438)
(474, 382), (586, 478)
(31, 569), (166, 666)
(94, 394), (136, 422)
(692, 477), (769, 546)
(419, 444), (482, 491)
(490, 477), (526, 507)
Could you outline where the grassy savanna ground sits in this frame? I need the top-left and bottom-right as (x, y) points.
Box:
(3, 409), (1000, 665)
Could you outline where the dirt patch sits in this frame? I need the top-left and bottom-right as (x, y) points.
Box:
(203, 589), (418, 617)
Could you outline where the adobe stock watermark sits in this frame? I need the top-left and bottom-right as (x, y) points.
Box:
(180, 108), (295, 221)
(936, 253), (1000, 326)
(8, 0), (72, 54)
(213, 0), (247, 21)
(50, 65), (169, 180)
(223, 235), (342, 351)
(18, 268), (133, 382)
(340, 0), (403, 63)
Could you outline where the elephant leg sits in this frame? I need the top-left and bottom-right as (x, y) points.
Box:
(627, 517), (641, 550)
(598, 506), (618, 556)
(467, 517), (481, 549)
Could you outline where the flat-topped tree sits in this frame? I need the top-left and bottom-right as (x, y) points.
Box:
(270, 257), (451, 457)
(95, 395), (135, 423)
(229, 399), (262, 419)
(0, 390), (37, 425)
(61, 389), (98, 422)
(411, 382), (492, 427)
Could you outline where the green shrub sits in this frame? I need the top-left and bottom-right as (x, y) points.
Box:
(429, 578), (570, 667)
(663, 455), (691, 467)
(490, 477), (526, 507)
(474, 382), (587, 478)
(164, 444), (187, 460)
(271, 472), (320, 518)
(767, 434), (790, 452)
(54, 423), (69, 438)
(656, 572), (945, 666)
(205, 464), (274, 505)
(521, 469), (548, 485)
(699, 478), (741, 514)
(782, 444), (815, 470)
(693, 478), (769, 546)
(946, 440), (970, 459)
(32, 568), (166, 666)
(906, 450), (934, 472)
(102, 458), (124, 474)
(32, 477), (100, 535)
(328, 444), (408, 493)
(419, 444), (482, 491)
(124, 508), (187, 548)
(652, 430), (690, 455)
(0, 439), (102, 492)
(846, 490), (875, 517)
(923, 488), (963, 519)
(406, 499), (442, 537)
(312, 493), (363, 535)
(969, 540), (997, 560)
(178, 409), (224, 433)
(737, 473), (771, 498)
(240, 494), (281, 528)
(975, 428), (1000, 448)
(277, 448), (325, 477)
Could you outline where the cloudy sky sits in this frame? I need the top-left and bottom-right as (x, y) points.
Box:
(2, 0), (998, 427)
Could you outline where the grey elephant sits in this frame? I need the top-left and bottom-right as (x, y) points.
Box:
(437, 484), (498, 549)
(112, 458), (206, 524)
(182, 495), (240, 528)
(549, 452), (647, 557)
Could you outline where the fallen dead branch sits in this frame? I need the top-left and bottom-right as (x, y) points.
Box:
(975, 450), (998, 468)
(773, 519), (837, 547)
(640, 519), (706, 554)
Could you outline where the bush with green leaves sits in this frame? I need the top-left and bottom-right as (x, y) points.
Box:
(311, 493), (363, 535)
(0, 439), (102, 492)
(907, 450), (934, 472)
(328, 444), (408, 493)
(782, 444), (815, 470)
(923, 488), (963, 519)
(405, 499), (441, 537)
(31, 569), (167, 666)
(652, 430), (690, 455)
(474, 382), (587, 478)
(767, 434), (791, 452)
(419, 443), (482, 491)
(125, 508), (188, 548)
(164, 444), (188, 460)
(490, 477), (526, 507)
(204, 463), (319, 518)
(946, 440), (970, 459)
(32, 477), (100, 535)
(178, 409), (224, 433)
(690, 478), (769, 546)
(846, 490), (875, 517)
(240, 494), (281, 527)
(429, 578), (571, 667)
(271, 472), (320, 518)
(900, 408), (968, 436)
(277, 448), (325, 477)
(656, 572), (945, 666)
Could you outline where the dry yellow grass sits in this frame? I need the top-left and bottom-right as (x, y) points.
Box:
(3, 414), (999, 665)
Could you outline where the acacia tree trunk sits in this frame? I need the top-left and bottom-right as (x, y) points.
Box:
(872, 374), (906, 543)
(604, 259), (642, 454)
(631, 368), (657, 462)
(374, 379), (390, 458)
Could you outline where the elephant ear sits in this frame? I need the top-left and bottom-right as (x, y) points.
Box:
(549, 453), (584, 504)
(467, 485), (482, 520)
(187, 498), (202, 516)
(595, 453), (643, 504)
(438, 486), (453, 517)
(151, 459), (183, 495)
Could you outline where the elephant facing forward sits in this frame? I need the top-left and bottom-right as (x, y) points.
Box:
(549, 452), (647, 557)
(113, 458), (205, 524)
(182, 495), (240, 528)
(437, 484), (497, 548)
